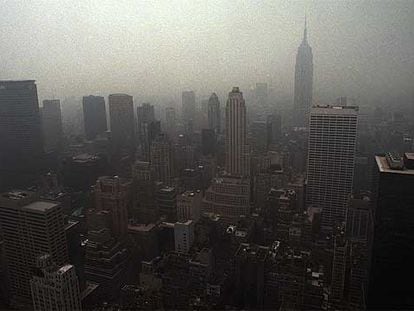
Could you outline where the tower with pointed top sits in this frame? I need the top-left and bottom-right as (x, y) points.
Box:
(225, 87), (249, 177)
(293, 18), (313, 127)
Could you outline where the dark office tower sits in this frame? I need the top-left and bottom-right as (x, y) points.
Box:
(0, 190), (68, 304)
(151, 134), (173, 184)
(137, 103), (155, 144)
(330, 226), (348, 308)
(30, 254), (81, 311)
(226, 87), (249, 176)
(234, 243), (269, 308)
(368, 153), (414, 309)
(156, 186), (177, 222)
(82, 95), (107, 140)
(182, 91), (196, 133)
(165, 107), (177, 141)
(255, 83), (268, 110)
(346, 194), (372, 310)
(109, 94), (135, 152)
(293, 19), (313, 127)
(131, 160), (157, 223)
(94, 176), (132, 240)
(201, 129), (217, 156)
(266, 113), (282, 146)
(0, 80), (43, 190)
(41, 99), (63, 152)
(251, 121), (268, 152)
(207, 93), (221, 134)
(306, 105), (358, 230)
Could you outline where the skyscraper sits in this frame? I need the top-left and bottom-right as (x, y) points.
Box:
(225, 87), (249, 176)
(255, 83), (268, 110)
(30, 254), (81, 311)
(0, 190), (68, 303)
(368, 153), (414, 309)
(41, 99), (63, 152)
(0, 80), (44, 190)
(182, 91), (196, 133)
(208, 93), (221, 134)
(137, 103), (155, 145)
(165, 107), (177, 141)
(82, 95), (107, 140)
(108, 94), (135, 152)
(306, 105), (358, 229)
(174, 220), (194, 254)
(202, 176), (250, 219)
(150, 134), (173, 184)
(293, 19), (313, 127)
(94, 176), (132, 240)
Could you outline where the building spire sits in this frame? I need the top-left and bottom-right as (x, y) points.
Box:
(303, 15), (308, 43)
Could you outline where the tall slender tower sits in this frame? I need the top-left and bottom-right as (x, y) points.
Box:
(208, 93), (221, 134)
(82, 95), (107, 140)
(182, 91), (196, 134)
(0, 80), (44, 190)
(225, 87), (249, 176)
(293, 18), (313, 127)
(41, 99), (63, 152)
(108, 94), (135, 153)
(306, 105), (358, 229)
(0, 191), (68, 303)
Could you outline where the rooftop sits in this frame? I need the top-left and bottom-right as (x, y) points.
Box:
(128, 223), (157, 232)
(1, 190), (33, 201)
(311, 105), (359, 114)
(376, 154), (414, 176)
(57, 264), (73, 274)
(23, 201), (60, 213)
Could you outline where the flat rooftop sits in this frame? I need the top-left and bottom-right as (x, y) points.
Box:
(128, 223), (156, 232)
(311, 105), (359, 115)
(23, 201), (60, 213)
(376, 155), (414, 175)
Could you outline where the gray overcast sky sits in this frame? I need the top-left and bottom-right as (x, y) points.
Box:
(1, 0), (413, 105)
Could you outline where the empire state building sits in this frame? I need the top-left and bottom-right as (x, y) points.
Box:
(293, 20), (313, 127)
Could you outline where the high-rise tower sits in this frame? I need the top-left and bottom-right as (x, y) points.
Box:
(182, 91), (196, 134)
(306, 105), (358, 229)
(225, 87), (249, 176)
(293, 19), (313, 127)
(368, 153), (414, 309)
(82, 95), (107, 140)
(108, 94), (135, 153)
(0, 191), (68, 303)
(41, 99), (63, 153)
(208, 93), (221, 134)
(0, 80), (44, 190)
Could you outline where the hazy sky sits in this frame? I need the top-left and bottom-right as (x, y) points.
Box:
(1, 0), (413, 105)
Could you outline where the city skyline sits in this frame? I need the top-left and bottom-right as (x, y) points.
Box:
(1, 1), (413, 105)
(0, 2), (413, 310)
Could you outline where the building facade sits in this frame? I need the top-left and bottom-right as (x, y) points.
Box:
(151, 134), (173, 184)
(202, 177), (250, 219)
(0, 80), (44, 190)
(368, 153), (414, 309)
(182, 91), (196, 134)
(94, 176), (131, 240)
(293, 21), (313, 127)
(225, 87), (249, 177)
(108, 94), (135, 152)
(208, 93), (220, 134)
(82, 95), (107, 140)
(306, 105), (358, 229)
(0, 191), (68, 303)
(177, 190), (202, 222)
(41, 99), (63, 152)
(31, 254), (81, 311)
